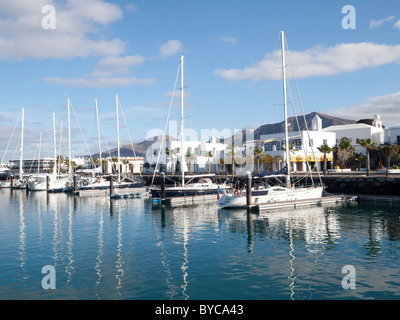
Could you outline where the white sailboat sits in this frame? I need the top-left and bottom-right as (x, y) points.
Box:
(64, 95), (145, 194)
(217, 31), (324, 209)
(29, 113), (69, 192)
(12, 108), (27, 189)
(150, 55), (229, 200)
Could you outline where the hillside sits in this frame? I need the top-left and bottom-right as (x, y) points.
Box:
(89, 112), (357, 158)
(227, 112), (357, 143)
(91, 135), (176, 158)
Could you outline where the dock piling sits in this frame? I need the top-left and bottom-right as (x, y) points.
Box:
(246, 171), (252, 209)
(73, 175), (78, 195)
(161, 172), (166, 204)
(110, 175), (114, 195)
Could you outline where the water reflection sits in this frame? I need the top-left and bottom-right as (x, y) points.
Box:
(4, 188), (400, 300)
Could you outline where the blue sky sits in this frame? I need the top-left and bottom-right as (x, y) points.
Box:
(1, 0), (400, 160)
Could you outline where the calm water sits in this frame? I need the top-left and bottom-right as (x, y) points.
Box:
(1, 189), (400, 300)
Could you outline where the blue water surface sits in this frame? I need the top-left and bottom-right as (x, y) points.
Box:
(1, 189), (400, 300)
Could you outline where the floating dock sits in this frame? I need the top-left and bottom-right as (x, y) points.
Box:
(164, 194), (219, 206)
(252, 195), (359, 212)
(357, 194), (400, 204)
(76, 187), (148, 197)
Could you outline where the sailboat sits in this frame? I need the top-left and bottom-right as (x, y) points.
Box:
(12, 108), (28, 189)
(150, 55), (230, 200)
(28, 111), (69, 192)
(217, 31), (324, 209)
(64, 95), (145, 194)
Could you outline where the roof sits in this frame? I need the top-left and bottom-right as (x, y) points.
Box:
(322, 123), (375, 131)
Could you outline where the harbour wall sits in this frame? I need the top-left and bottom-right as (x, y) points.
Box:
(141, 173), (400, 196)
(321, 176), (400, 195)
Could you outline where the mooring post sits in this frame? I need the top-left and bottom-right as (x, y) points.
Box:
(160, 172), (166, 204)
(246, 171), (252, 209)
(46, 175), (50, 192)
(10, 176), (13, 189)
(110, 175), (114, 195)
(73, 174), (77, 195)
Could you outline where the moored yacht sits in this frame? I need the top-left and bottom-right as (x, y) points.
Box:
(217, 31), (324, 209)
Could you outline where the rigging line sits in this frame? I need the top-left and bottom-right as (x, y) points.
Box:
(69, 99), (94, 166)
(287, 76), (314, 184)
(285, 36), (323, 185)
(98, 114), (113, 162)
(151, 61), (181, 186)
(1, 110), (21, 163)
(118, 99), (142, 178)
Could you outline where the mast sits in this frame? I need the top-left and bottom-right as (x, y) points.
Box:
(67, 96), (72, 175)
(180, 55), (185, 186)
(19, 108), (24, 178)
(38, 131), (42, 173)
(58, 120), (62, 174)
(281, 31), (291, 188)
(116, 94), (120, 183)
(53, 113), (57, 175)
(95, 98), (102, 174)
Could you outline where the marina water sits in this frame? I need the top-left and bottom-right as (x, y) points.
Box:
(1, 189), (400, 300)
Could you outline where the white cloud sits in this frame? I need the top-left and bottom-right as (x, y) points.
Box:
(159, 40), (183, 58)
(0, 0), (125, 60)
(210, 35), (237, 44)
(328, 91), (400, 125)
(369, 15), (396, 29)
(91, 55), (146, 77)
(215, 42), (400, 82)
(43, 76), (156, 88)
(394, 19), (400, 30)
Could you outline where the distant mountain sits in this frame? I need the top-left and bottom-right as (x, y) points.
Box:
(226, 112), (357, 143)
(90, 135), (176, 159)
(88, 112), (357, 158)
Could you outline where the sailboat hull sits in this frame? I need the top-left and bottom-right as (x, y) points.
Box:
(217, 186), (324, 209)
(150, 186), (223, 199)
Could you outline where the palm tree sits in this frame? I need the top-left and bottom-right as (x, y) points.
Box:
(207, 151), (213, 174)
(336, 138), (354, 168)
(168, 148), (179, 175)
(253, 146), (263, 173)
(357, 138), (378, 176)
(379, 144), (399, 176)
(317, 144), (332, 176)
(185, 147), (193, 173)
(226, 144), (236, 176)
(111, 157), (118, 173)
(101, 160), (107, 174)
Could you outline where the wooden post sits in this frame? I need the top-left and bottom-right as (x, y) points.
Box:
(46, 175), (50, 192)
(110, 175), (114, 195)
(10, 176), (14, 189)
(73, 174), (77, 195)
(246, 171), (252, 208)
(160, 172), (166, 204)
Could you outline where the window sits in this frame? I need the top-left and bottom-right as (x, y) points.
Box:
(264, 141), (281, 151)
(290, 138), (302, 149)
(323, 139), (327, 145)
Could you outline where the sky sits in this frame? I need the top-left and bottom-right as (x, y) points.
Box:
(1, 0), (400, 160)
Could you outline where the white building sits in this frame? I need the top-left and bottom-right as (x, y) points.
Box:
(322, 114), (385, 155)
(259, 114), (336, 172)
(145, 137), (227, 174)
(386, 125), (400, 145)
(102, 156), (143, 175)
